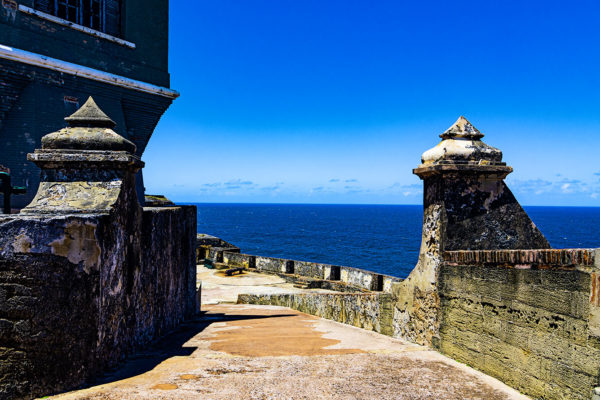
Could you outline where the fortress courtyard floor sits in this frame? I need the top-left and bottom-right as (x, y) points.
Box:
(48, 267), (530, 400)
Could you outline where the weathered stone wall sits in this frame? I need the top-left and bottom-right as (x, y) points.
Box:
(201, 245), (401, 293)
(196, 234), (239, 264)
(0, 234), (101, 398)
(137, 206), (198, 342)
(439, 249), (599, 400)
(0, 98), (196, 400)
(238, 292), (394, 337)
(222, 252), (255, 269)
(0, 205), (197, 399)
(254, 255), (290, 274)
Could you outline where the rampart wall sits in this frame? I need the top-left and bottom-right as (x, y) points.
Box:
(199, 245), (402, 293)
(0, 207), (197, 400)
(204, 243), (600, 400)
(440, 249), (600, 400)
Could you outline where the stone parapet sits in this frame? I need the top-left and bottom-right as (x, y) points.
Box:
(444, 249), (595, 267)
(238, 292), (394, 337)
(197, 241), (403, 293)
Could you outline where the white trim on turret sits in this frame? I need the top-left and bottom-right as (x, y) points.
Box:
(0, 44), (179, 99)
(18, 5), (136, 49)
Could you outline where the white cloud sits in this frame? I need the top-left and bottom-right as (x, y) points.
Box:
(560, 183), (572, 193)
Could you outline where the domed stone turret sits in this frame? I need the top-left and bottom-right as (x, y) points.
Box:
(411, 115), (549, 251)
(414, 116), (512, 178)
(41, 97), (136, 153)
(420, 116), (503, 166)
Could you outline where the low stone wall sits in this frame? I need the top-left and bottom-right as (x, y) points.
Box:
(255, 255), (292, 274)
(204, 247), (402, 293)
(196, 234), (239, 264)
(238, 292), (393, 336)
(439, 249), (599, 400)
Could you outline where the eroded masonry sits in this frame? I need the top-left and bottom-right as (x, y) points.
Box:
(200, 117), (600, 400)
(0, 98), (197, 399)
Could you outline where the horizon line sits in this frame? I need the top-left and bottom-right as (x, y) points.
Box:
(172, 201), (600, 208)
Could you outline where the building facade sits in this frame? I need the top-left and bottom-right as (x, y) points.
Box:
(0, 0), (178, 207)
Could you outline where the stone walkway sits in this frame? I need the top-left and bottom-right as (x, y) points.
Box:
(48, 268), (530, 400)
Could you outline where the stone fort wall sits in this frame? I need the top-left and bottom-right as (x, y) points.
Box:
(0, 98), (198, 400)
(440, 249), (600, 400)
(208, 118), (600, 400)
(0, 206), (197, 399)
(208, 243), (600, 400)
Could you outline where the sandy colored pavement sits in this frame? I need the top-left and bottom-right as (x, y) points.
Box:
(46, 268), (530, 400)
(197, 265), (338, 304)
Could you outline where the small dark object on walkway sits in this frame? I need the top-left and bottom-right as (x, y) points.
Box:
(225, 267), (244, 276)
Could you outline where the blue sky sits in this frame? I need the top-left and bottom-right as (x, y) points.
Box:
(144, 0), (600, 206)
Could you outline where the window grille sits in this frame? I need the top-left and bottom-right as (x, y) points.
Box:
(34, 0), (121, 35)
(56, 0), (80, 24)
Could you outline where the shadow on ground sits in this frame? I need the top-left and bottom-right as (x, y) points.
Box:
(63, 311), (296, 392)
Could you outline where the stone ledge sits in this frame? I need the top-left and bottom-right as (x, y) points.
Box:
(413, 163), (513, 178)
(444, 249), (596, 267)
(18, 5), (137, 49)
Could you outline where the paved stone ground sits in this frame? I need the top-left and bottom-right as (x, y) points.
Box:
(47, 268), (530, 400)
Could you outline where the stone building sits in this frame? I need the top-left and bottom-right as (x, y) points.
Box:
(0, 0), (177, 208)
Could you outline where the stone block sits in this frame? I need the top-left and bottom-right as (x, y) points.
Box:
(255, 256), (287, 274)
(223, 252), (255, 269)
(294, 261), (325, 279)
(340, 268), (377, 291)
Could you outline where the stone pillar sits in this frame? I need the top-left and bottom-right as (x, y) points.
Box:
(413, 116), (549, 252)
(0, 97), (145, 399)
(392, 116), (550, 346)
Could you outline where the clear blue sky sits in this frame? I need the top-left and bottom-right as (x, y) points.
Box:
(144, 0), (600, 206)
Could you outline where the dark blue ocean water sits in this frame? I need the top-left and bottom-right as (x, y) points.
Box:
(191, 203), (600, 279)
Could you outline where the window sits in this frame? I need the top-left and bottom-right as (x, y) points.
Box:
(34, 0), (121, 36)
(82, 0), (102, 31)
(55, 0), (80, 25)
(55, 0), (103, 31)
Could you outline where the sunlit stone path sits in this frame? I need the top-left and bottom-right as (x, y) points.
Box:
(48, 268), (529, 400)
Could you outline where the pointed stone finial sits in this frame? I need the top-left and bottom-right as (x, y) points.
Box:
(413, 116), (512, 179)
(64, 97), (116, 128)
(41, 96), (136, 153)
(23, 97), (144, 214)
(440, 116), (484, 140)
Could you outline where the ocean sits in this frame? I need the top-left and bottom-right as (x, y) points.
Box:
(192, 203), (600, 279)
